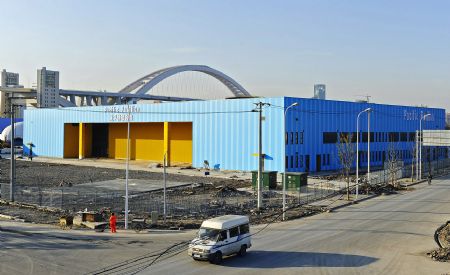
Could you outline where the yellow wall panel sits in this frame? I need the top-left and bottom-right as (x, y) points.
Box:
(132, 123), (164, 161)
(108, 122), (164, 161)
(64, 124), (79, 158)
(169, 122), (192, 164)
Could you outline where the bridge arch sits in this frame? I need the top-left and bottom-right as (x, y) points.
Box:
(119, 65), (251, 98)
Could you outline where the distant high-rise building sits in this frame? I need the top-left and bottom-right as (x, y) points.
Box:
(0, 69), (23, 118)
(37, 67), (59, 108)
(446, 113), (450, 128)
(1, 69), (20, 87)
(313, 84), (326, 100)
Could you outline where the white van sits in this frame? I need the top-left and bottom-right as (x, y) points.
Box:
(188, 215), (251, 264)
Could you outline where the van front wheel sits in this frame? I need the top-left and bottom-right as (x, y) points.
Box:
(238, 245), (247, 257)
(209, 251), (222, 264)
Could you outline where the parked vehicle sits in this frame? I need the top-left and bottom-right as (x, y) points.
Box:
(188, 215), (251, 264)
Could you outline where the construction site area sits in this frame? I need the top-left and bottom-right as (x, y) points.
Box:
(2, 156), (450, 230)
(0, 158), (342, 228)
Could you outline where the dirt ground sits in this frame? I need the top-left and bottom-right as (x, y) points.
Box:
(0, 159), (248, 187)
(0, 159), (304, 227)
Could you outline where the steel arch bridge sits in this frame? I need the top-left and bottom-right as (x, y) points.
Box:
(119, 65), (252, 98)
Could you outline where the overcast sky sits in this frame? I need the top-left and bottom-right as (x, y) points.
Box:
(0, 0), (449, 111)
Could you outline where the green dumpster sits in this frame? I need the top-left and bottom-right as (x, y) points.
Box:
(251, 171), (278, 190)
(281, 172), (308, 190)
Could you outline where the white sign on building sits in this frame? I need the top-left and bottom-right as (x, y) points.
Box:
(422, 130), (450, 146)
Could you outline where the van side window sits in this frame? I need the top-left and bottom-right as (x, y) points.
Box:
(239, 224), (250, 234)
(219, 230), (227, 241)
(229, 226), (239, 238)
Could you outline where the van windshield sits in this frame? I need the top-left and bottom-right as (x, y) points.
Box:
(198, 227), (220, 240)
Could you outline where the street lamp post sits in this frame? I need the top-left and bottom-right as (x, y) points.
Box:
(419, 113), (431, 180)
(283, 102), (298, 221)
(125, 104), (131, 230)
(356, 108), (371, 200)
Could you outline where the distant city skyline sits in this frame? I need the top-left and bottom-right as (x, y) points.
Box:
(0, 0), (449, 110)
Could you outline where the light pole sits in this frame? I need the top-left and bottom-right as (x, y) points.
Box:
(419, 113), (431, 180)
(356, 108), (371, 200)
(125, 104), (131, 230)
(283, 102), (298, 221)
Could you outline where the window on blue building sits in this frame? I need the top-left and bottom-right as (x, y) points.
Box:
(323, 132), (338, 144)
(295, 155), (299, 168)
(295, 132), (298, 144)
(300, 132), (304, 144)
(300, 155), (304, 167)
(400, 132), (408, 142)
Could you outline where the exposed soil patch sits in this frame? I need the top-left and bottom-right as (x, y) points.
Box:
(0, 159), (250, 188)
(0, 201), (62, 224)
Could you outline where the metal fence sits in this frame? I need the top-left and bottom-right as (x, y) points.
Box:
(2, 181), (338, 218)
(369, 158), (450, 185)
(2, 157), (449, 219)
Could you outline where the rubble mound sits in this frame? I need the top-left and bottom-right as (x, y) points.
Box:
(427, 248), (450, 262)
(212, 186), (250, 198)
(428, 221), (450, 262)
(369, 183), (399, 195)
(436, 222), (450, 248)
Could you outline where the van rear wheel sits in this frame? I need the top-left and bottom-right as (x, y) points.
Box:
(238, 245), (247, 257)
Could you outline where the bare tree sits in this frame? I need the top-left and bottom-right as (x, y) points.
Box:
(409, 142), (417, 182)
(386, 142), (403, 188)
(337, 133), (356, 200)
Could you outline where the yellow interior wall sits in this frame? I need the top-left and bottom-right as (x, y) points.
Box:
(169, 122), (192, 164)
(132, 123), (164, 161)
(84, 124), (93, 157)
(64, 124), (79, 158)
(108, 123), (128, 159)
(108, 122), (164, 161)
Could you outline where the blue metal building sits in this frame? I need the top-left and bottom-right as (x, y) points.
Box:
(23, 97), (446, 173)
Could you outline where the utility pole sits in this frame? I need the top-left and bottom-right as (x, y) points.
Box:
(10, 103), (16, 202)
(254, 102), (270, 210)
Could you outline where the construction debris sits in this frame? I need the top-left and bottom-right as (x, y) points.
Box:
(427, 248), (450, 262)
(428, 221), (450, 262)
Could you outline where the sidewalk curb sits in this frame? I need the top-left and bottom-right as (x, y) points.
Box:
(0, 213), (25, 222)
(400, 179), (427, 188)
(328, 193), (380, 212)
(400, 172), (450, 188)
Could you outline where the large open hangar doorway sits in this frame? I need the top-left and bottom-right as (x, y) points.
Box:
(63, 122), (192, 165)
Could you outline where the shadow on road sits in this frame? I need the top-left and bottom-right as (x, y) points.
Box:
(220, 250), (378, 268)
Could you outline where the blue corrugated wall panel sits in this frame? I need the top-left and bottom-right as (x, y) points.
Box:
(23, 97), (445, 173)
(23, 97), (285, 172)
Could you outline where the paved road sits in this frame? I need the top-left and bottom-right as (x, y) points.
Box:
(0, 224), (193, 275)
(1, 176), (449, 274)
(148, 176), (450, 275)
